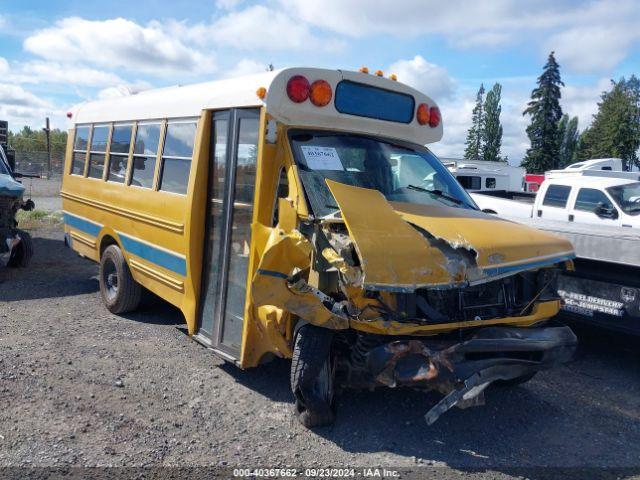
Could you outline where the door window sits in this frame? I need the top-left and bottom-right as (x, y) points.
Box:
(574, 188), (613, 212)
(200, 115), (229, 335)
(221, 116), (259, 349)
(542, 184), (571, 207)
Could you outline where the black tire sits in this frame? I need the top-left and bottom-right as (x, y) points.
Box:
(290, 323), (336, 428)
(99, 244), (142, 314)
(7, 229), (33, 268)
(494, 372), (537, 387)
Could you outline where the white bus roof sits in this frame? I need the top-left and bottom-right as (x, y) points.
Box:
(70, 67), (443, 146)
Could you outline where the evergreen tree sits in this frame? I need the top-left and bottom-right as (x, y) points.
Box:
(521, 52), (564, 172)
(463, 84), (485, 161)
(557, 114), (579, 167)
(483, 82), (503, 162)
(576, 76), (640, 170)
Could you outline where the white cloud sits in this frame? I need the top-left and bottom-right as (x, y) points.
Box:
(97, 81), (152, 99)
(24, 17), (216, 76)
(549, 26), (639, 74)
(388, 55), (455, 99)
(208, 5), (343, 51)
(0, 83), (50, 108)
(0, 57), (9, 75)
(282, 0), (640, 73)
(224, 59), (269, 78)
(9, 61), (125, 87)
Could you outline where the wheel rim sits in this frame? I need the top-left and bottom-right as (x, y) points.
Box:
(103, 259), (119, 300)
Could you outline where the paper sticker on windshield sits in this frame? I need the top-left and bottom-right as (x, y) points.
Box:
(301, 146), (344, 170)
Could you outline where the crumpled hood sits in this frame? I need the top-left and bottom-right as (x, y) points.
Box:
(325, 180), (575, 291)
(0, 173), (24, 198)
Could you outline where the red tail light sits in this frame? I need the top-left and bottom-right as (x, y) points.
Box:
(309, 80), (332, 107)
(416, 103), (430, 125)
(66, 111), (72, 119)
(429, 106), (441, 127)
(286, 75), (310, 103)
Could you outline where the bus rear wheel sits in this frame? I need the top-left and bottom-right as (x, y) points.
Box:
(290, 323), (336, 428)
(99, 244), (142, 314)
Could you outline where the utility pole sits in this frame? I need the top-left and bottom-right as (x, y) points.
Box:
(43, 117), (51, 179)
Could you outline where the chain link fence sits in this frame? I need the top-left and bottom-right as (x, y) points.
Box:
(14, 151), (65, 177)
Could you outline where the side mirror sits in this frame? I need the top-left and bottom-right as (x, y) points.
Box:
(595, 202), (619, 219)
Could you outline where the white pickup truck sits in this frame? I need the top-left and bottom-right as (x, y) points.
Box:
(471, 169), (640, 335)
(471, 171), (640, 228)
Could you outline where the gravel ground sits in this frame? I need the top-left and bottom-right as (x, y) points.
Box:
(1, 226), (640, 479)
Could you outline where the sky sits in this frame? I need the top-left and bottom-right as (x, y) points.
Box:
(1, 0), (639, 164)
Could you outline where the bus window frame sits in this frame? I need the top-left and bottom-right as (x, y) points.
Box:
(157, 117), (199, 196)
(128, 119), (164, 190)
(106, 122), (134, 184)
(85, 123), (111, 181)
(71, 124), (92, 176)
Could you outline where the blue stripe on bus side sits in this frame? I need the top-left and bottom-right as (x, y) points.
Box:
(118, 233), (187, 277)
(63, 212), (102, 237)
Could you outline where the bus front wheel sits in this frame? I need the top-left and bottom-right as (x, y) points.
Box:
(290, 323), (336, 428)
(99, 244), (142, 314)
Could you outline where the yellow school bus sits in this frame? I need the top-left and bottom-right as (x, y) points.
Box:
(62, 67), (577, 427)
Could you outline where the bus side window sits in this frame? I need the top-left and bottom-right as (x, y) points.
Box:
(107, 124), (132, 183)
(272, 167), (289, 227)
(159, 120), (197, 195)
(71, 126), (90, 175)
(87, 125), (109, 179)
(131, 122), (161, 188)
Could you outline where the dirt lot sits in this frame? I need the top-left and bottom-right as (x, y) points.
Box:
(1, 225), (640, 479)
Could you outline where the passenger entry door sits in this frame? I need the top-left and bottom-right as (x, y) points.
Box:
(198, 108), (260, 360)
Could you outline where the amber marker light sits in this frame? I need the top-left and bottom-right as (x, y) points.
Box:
(309, 80), (332, 107)
(416, 103), (430, 125)
(256, 87), (267, 99)
(359, 66), (369, 74)
(390, 74), (397, 81)
(375, 70), (383, 77)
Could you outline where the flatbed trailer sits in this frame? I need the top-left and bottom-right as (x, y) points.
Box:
(505, 216), (640, 335)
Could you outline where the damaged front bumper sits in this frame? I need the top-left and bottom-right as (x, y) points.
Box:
(364, 324), (577, 424)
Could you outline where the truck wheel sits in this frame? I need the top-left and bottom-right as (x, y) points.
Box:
(99, 244), (142, 314)
(495, 372), (536, 387)
(290, 324), (335, 428)
(7, 229), (33, 268)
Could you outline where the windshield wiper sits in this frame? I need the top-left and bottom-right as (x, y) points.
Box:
(406, 185), (463, 205)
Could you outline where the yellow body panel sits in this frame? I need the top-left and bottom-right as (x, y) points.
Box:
(325, 179), (452, 289)
(391, 201), (575, 268)
(61, 112), (209, 334)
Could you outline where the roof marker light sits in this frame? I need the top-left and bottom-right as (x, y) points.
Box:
(390, 74), (397, 81)
(416, 103), (430, 125)
(429, 106), (441, 128)
(309, 80), (332, 107)
(256, 86), (267, 99)
(375, 70), (383, 77)
(66, 112), (72, 119)
(359, 66), (369, 74)
(286, 75), (310, 103)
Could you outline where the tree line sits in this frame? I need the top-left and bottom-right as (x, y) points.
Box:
(463, 52), (640, 172)
(8, 126), (68, 157)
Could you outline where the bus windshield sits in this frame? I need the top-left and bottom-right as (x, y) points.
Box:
(288, 130), (476, 217)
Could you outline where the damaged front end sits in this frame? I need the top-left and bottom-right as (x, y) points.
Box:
(349, 324), (576, 424)
(251, 169), (577, 424)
